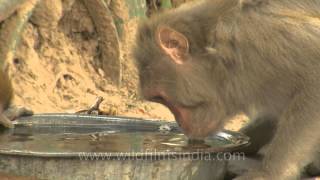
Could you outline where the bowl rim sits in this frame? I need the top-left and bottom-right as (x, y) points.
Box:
(0, 113), (250, 159)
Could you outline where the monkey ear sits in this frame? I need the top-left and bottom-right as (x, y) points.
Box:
(156, 26), (189, 65)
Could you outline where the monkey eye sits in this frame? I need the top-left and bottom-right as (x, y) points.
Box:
(150, 96), (166, 104)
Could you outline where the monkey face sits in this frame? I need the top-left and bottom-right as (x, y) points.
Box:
(134, 25), (224, 140)
(140, 75), (222, 140)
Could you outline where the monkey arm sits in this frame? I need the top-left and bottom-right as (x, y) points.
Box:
(0, 103), (33, 129)
(239, 115), (278, 155)
(0, 70), (14, 128)
(238, 90), (320, 180)
(0, 70), (33, 128)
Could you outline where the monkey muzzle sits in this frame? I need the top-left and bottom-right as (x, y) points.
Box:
(168, 104), (219, 140)
(145, 91), (218, 140)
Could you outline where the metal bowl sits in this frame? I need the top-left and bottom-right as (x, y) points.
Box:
(0, 113), (249, 180)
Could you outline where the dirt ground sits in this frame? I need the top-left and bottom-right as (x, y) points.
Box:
(6, 0), (248, 131)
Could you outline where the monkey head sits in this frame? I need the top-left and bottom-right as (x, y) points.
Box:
(134, 17), (231, 140)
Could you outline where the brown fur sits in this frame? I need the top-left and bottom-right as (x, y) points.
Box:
(134, 0), (320, 179)
(0, 70), (12, 110)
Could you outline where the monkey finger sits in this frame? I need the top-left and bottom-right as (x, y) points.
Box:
(3, 106), (33, 120)
(0, 114), (14, 128)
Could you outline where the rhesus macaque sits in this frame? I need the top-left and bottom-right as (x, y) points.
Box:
(133, 0), (320, 179)
(0, 69), (32, 128)
(0, 70), (14, 128)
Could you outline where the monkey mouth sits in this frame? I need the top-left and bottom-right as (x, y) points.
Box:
(150, 96), (185, 126)
(148, 95), (185, 124)
(149, 96), (218, 140)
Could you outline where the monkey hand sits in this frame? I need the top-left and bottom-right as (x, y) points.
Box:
(0, 106), (33, 128)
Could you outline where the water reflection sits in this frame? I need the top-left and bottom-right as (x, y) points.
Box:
(0, 124), (230, 154)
